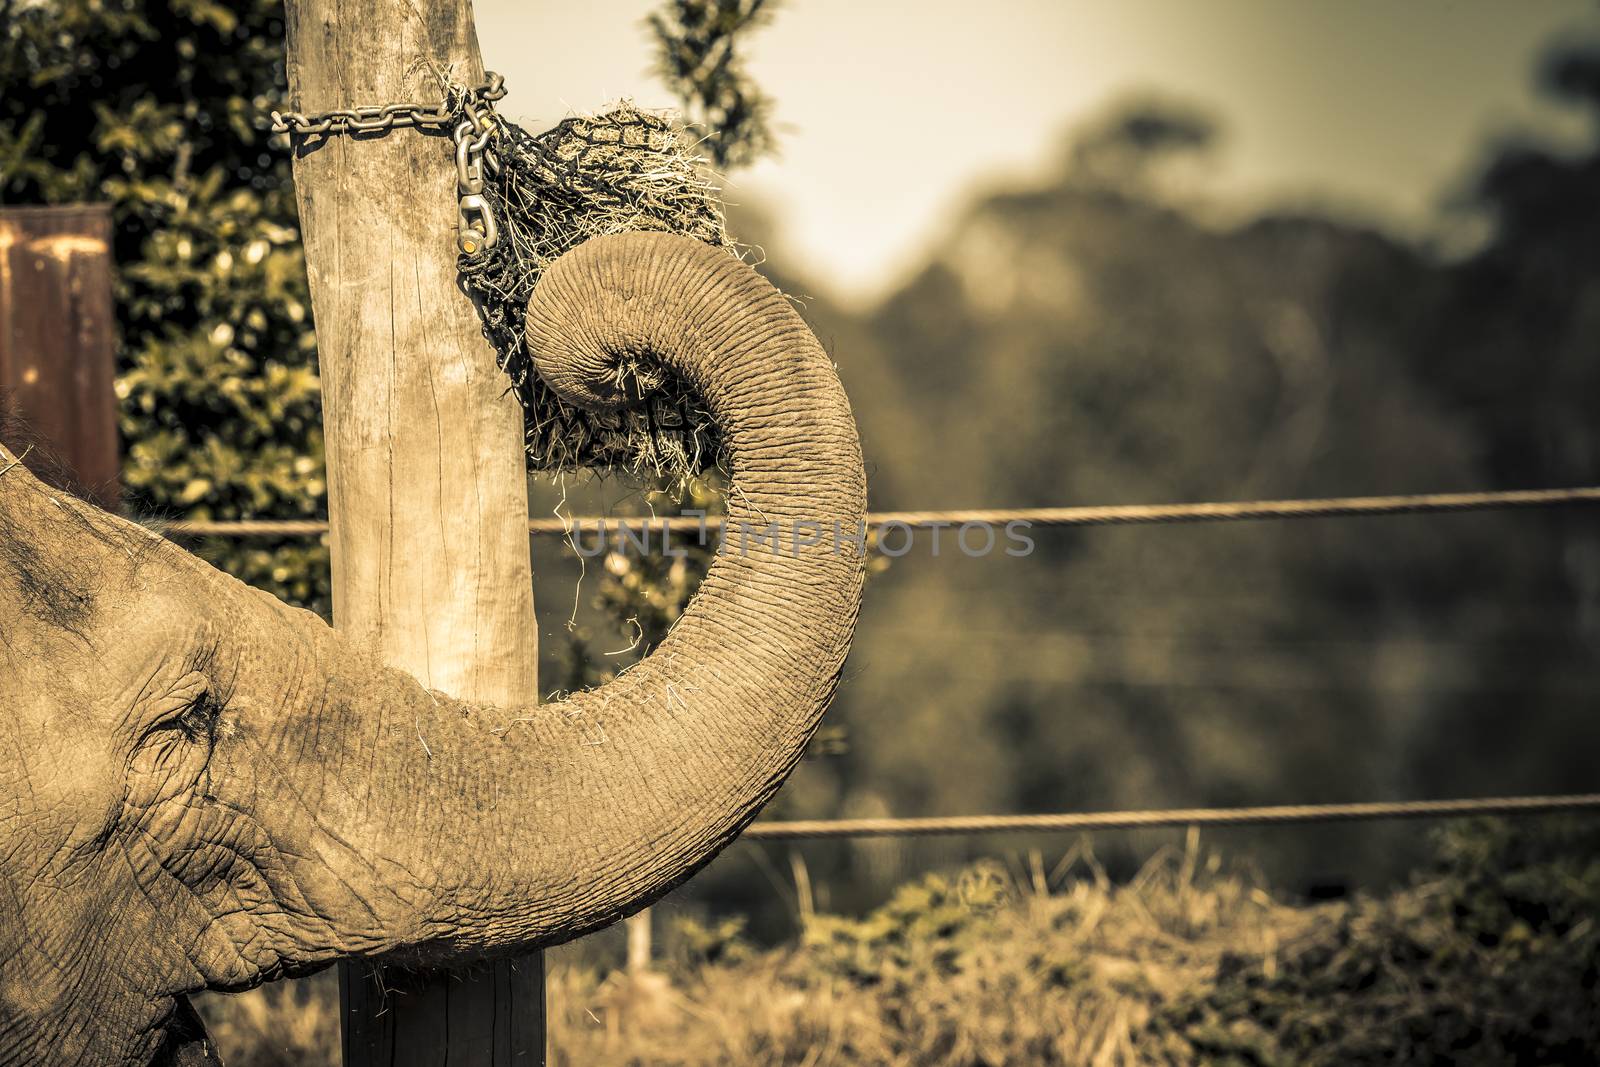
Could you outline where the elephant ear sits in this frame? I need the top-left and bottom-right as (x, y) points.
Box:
(151, 996), (223, 1067)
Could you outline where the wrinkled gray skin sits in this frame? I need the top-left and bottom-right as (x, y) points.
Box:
(0, 232), (866, 1066)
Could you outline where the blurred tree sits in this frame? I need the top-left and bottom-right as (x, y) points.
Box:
(0, 0), (329, 612)
(787, 60), (1600, 910)
(648, 0), (779, 171)
(778, 97), (1505, 906)
(1062, 93), (1219, 196)
(1400, 37), (1600, 796)
(1430, 42), (1600, 488)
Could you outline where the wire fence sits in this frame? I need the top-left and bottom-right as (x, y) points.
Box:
(150, 485), (1600, 539)
(740, 793), (1600, 840)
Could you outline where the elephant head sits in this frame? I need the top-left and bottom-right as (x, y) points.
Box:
(0, 232), (866, 1066)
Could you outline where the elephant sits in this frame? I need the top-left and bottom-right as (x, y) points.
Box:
(0, 231), (867, 1066)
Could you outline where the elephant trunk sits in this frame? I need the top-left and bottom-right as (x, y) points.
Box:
(228, 232), (866, 969)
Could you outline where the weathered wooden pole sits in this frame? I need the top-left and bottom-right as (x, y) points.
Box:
(281, 2), (544, 1063)
(625, 910), (653, 974)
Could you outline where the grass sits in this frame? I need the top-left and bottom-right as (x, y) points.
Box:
(198, 817), (1600, 1066)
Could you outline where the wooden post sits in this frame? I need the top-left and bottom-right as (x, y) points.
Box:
(280, 2), (543, 1063)
(0, 205), (119, 510)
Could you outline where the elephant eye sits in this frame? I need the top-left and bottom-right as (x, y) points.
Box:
(171, 693), (219, 743)
(138, 671), (216, 745)
(129, 673), (218, 778)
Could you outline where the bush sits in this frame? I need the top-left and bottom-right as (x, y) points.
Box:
(199, 817), (1600, 1065)
(1156, 818), (1600, 1066)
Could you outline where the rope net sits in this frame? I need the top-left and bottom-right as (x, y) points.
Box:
(457, 102), (734, 479)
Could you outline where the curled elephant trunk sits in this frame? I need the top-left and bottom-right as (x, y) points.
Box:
(215, 231), (868, 965)
(504, 230), (868, 938)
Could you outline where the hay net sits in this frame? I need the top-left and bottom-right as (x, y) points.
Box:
(458, 102), (735, 481)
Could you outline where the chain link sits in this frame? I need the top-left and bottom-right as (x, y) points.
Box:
(268, 71), (506, 137)
(269, 72), (507, 254)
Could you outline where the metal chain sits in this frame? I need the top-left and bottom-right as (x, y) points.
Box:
(269, 72), (507, 254)
(268, 71), (506, 137)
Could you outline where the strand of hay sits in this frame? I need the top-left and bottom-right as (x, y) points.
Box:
(459, 102), (735, 481)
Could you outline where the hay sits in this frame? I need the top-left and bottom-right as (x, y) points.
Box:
(459, 102), (735, 481)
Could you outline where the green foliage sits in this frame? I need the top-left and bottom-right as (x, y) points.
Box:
(668, 913), (756, 968)
(199, 820), (1600, 1065)
(648, 0), (779, 170)
(1154, 819), (1600, 1065)
(801, 863), (1013, 988)
(196, 970), (339, 1067)
(551, 474), (722, 694)
(547, 820), (1599, 1064)
(1, 0), (329, 613)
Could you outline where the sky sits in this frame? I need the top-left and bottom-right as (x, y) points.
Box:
(475, 1), (1600, 306)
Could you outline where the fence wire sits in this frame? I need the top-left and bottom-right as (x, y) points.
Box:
(740, 793), (1600, 840)
(152, 485), (1600, 539)
(146, 489), (1600, 842)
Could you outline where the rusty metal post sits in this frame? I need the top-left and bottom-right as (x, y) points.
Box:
(0, 205), (119, 510)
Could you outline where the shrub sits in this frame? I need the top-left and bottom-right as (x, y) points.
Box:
(201, 819), (1600, 1065)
